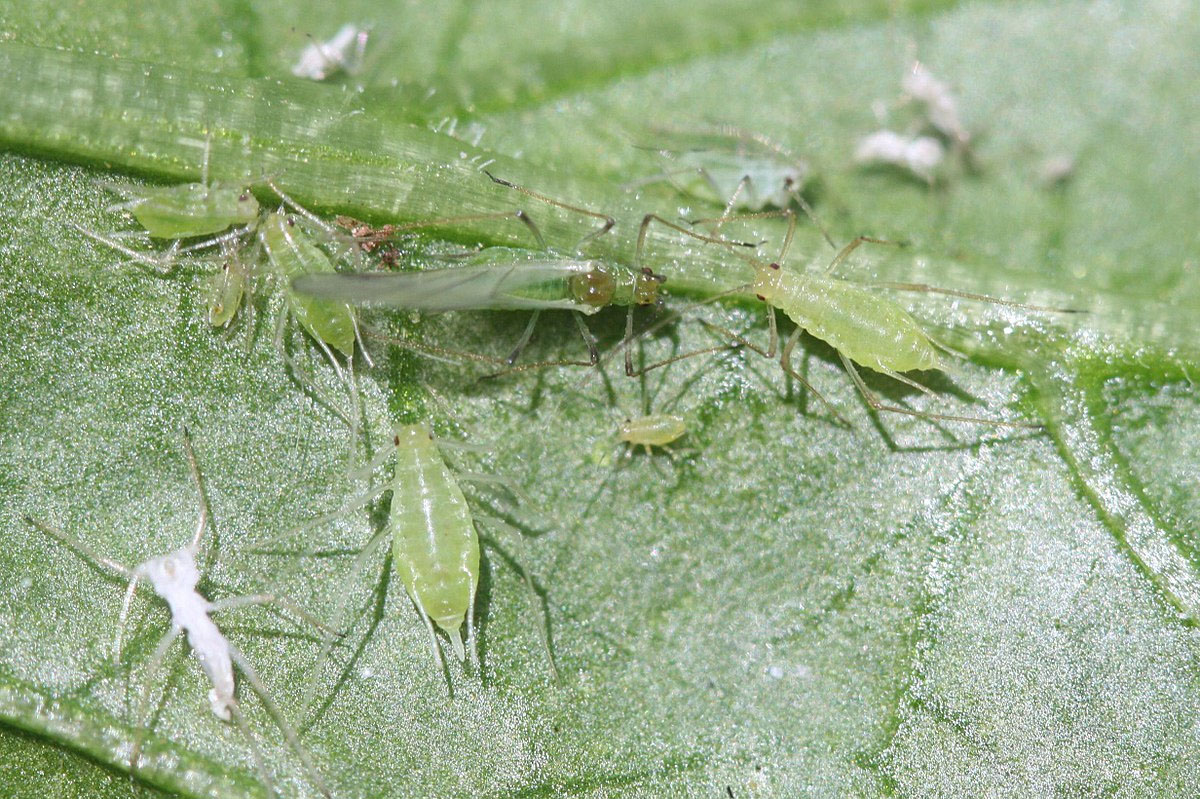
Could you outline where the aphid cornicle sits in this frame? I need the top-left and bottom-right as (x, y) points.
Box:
(24, 430), (333, 799)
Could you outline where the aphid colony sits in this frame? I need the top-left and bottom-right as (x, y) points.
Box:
(39, 77), (1074, 795)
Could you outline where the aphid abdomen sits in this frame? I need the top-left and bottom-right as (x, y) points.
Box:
(131, 183), (259, 239)
(756, 270), (941, 373)
(388, 425), (480, 661)
(260, 213), (357, 356)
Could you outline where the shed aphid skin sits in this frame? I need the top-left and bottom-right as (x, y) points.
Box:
(900, 61), (972, 151)
(634, 209), (1079, 429)
(24, 431), (333, 799)
(627, 124), (810, 211)
(292, 23), (369, 81)
(854, 130), (946, 184)
(288, 419), (557, 695)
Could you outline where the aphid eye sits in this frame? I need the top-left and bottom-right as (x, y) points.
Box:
(769, 262), (781, 270)
(756, 294), (766, 302)
(238, 193), (249, 202)
(393, 435), (400, 446)
(286, 216), (296, 227)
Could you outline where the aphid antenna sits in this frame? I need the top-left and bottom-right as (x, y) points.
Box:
(483, 169), (615, 251)
(72, 223), (183, 274)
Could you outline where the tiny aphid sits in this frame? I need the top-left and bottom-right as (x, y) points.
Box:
(617, 413), (687, 458)
(854, 129), (946, 184)
(292, 23), (369, 81)
(24, 431), (333, 798)
(635, 211), (1079, 428)
(259, 210), (358, 359)
(290, 420), (555, 691)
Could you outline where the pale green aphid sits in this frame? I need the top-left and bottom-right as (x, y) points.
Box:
(635, 209), (1076, 428)
(258, 210), (357, 357)
(204, 245), (251, 328)
(290, 419), (555, 694)
(617, 413), (687, 456)
(114, 180), (260, 239)
(101, 134), (260, 240)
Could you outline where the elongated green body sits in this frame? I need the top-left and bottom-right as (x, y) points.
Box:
(752, 264), (941, 373)
(259, 212), (357, 356)
(292, 249), (665, 315)
(388, 424), (479, 662)
(618, 414), (686, 448)
(126, 182), (260, 239)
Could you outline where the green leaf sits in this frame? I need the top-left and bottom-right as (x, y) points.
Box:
(1, 1), (1198, 797)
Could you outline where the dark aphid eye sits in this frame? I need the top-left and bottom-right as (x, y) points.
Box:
(769, 262), (781, 270)
(238, 193), (249, 202)
(569, 269), (616, 307)
(286, 216), (296, 226)
(393, 435), (401, 446)
(755, 294), (766, 302)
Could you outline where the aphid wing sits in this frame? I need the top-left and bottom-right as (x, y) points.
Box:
(292, 260), (600, 314)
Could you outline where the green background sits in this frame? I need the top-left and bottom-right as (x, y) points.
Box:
(0, 0), (1197, 797)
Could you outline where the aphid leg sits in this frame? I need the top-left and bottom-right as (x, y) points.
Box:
(823, 235), (904, 276)
(71, 224), (180, 274)
(778, 327), (853, 427)
(691, 184), (837, 250)
(506, 310), (542, 365)
(23, 516), (139, 662)
(128, 626), (182, 776)
(409, 590), (453, 676)
(299, 527), (391, 714)
(481, 312), (601, 378)
(209, 594), (341, 639)
(473, 516), (560, 680)
(271, 307), (353, 427)
(838, 353), (1041, 429)
(228, 643), (333, 799)
(223, 700), (276, 799)
(483, 170), (615, 249)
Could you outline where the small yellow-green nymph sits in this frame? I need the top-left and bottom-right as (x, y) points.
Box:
(617, 414), (687, 455)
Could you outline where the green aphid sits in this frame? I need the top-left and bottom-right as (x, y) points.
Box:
(258, 211), (357, 357)
(117, 180), (261, 239)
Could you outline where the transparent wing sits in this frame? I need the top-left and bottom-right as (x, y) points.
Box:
(291, 259), (603, 314)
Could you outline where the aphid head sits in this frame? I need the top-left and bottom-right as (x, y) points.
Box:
(140, 547), (201, 595)
(569, 266), (616, 308)
(393, 423), (434, 447)
(632, 267), (667, 306)
(234, 188), (261, 224)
